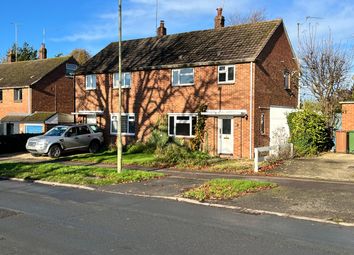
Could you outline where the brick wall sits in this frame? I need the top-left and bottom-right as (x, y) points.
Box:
(0, 87), (30, 119)
(32, 59), (76, 114)
(342, 103), (354, 131)
(254, 24), (299, 148)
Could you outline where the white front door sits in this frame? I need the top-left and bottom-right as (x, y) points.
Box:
(218, 117), (234, 154)
(87, 114), (97, 124)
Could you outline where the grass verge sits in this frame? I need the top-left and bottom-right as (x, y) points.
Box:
(0, 162), (163, 186)
(183, 178), (276, 201)
(67, 151), (156, 166)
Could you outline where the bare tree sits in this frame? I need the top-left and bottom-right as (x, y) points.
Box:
(227, 9), (266, 25)
(299, 26), (353, 127)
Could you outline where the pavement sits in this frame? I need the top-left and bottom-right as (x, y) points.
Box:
(2, 152), (354, 224)
(1, 180), (354, 255)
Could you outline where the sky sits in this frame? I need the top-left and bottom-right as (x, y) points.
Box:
(0, 0), (353, 60)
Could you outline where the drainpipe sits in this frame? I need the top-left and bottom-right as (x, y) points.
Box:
(249, 62), (254, 159)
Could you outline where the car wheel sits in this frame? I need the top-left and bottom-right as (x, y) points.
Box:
(48, 145), (62, 158)
(89, 140), (100, 153)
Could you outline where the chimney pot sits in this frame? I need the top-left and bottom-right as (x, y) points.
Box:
(39, 43), (47, 59)
(214, 7), (225, 29)
(157, 20), (167, 37)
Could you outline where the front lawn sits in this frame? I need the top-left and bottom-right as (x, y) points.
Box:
(183, 178), (276, 201)
(0, 162), (163, 186)
(67, 151), (156, 166)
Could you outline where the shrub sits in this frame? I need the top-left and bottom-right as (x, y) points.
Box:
(146, 115), (169, 150)
(287, 109), (333, 156)
(126, 142), (147, 154)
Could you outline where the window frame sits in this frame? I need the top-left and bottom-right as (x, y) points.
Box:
(168, 113), (197, 138)
(0, 89), (3, 103)
(110, 113), (135, 136)
(284, 71), (291, 90)
(14, 88), (22, 102)
(113, 72), (131, 89)
(172, 68), (194, 86)
(218, 65), (235, 84)
(85, 74), (97, 90)
(260, 113), (265, 135)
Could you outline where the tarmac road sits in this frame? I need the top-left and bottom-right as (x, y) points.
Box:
(0, 180), (353, 255)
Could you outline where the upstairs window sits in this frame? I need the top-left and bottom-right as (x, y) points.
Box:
(168, 114), (197, 137)
(66, 64), (78, 77)
(113, 72), (131, 88)
(86, 74), (96, 90)
(110, 113), (135, 135)
(14, 88), (22, 102)
(218, 65), (235, 84)
(172, 68), (194, 86)
(0, 90), (2, 103)
(284, 71), (291, 90)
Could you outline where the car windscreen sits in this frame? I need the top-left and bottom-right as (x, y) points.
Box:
(89, 125), (103, 133)
(44, 126), (68, 136)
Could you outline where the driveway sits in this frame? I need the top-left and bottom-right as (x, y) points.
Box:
(271, 153), (354, 182)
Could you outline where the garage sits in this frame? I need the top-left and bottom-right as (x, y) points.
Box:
(269, 106), (296, 147)
(24, 124), (43, 134)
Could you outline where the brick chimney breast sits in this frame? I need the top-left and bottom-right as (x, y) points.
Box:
(7, 49), (15, 63)
(157, 20), (167, 37)
(214, 7), (225, 29)
(39, 43), (47, 59)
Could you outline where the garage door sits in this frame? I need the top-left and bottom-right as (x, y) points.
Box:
(270, 106), (296, 147)
(25, 125), (43, 134)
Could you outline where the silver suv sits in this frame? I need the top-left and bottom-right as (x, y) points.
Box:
(26, 124), (104, 158)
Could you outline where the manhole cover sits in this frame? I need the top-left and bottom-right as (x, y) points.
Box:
(0, 208), (19, 219)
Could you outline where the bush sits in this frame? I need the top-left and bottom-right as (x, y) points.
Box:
(126, 142), (147, 154)
(287, 109), (333, 156)
(155, 143), (211, 166)
(0, 133), (42, 154)
(146, 116), (169, 150)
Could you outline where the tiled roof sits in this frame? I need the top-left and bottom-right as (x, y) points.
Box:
(76, 19), (282, 74)
(0, 56), (72, 88)
(1, 114), (28, 122)
(21, 112), (56, 123)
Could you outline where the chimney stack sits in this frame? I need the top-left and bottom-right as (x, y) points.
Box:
(39, 43), (47, 59)
(7, 49), (15, 63)
(214, 7), (225, 29)
(157, 20), (167, 37)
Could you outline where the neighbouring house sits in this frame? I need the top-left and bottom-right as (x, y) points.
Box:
(336, 101), (354, 153)
(74, 8), (299, 159)
(0, 44), (78, 135)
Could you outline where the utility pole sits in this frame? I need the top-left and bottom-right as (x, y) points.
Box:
(117, 0), (123, 173)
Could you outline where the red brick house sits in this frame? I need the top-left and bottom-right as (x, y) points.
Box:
(74, 9), (299, 158)
(0, 44), (77, 135)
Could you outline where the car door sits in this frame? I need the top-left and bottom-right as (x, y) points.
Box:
(77, 126), (93, 148)
(62, 127), (81, 150)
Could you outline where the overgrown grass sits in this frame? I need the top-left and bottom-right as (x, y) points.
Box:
(0, 162), (163, 186)
(183, 178), (276, 201)
(67, 151), (156, 166)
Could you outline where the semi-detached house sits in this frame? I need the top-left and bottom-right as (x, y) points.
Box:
(74, 8), (299, 159)
(0, 44), (77, 135)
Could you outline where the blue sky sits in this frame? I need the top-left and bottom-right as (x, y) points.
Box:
(0, 0), (353, 59)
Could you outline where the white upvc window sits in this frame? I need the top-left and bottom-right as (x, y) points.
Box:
(113, 72), (131, 88)
(168, 113), (197, 137)
(110, 113), (135, 136)
(218, 65), (235, 84)
(284, 71), (291, 90)
(172, 68), (194, 86)
(260, 113), (265, 135)
(86, 74), (97, 90)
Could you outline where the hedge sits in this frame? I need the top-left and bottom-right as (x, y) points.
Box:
(0, 134), (42, 154)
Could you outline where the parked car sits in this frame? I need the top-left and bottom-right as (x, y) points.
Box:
(26, 124), (104, 158)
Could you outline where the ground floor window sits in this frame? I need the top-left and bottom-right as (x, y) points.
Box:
(260, 113), (265, 135)
(110, 113), (135, 135)
(168, 114), (197, 137)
